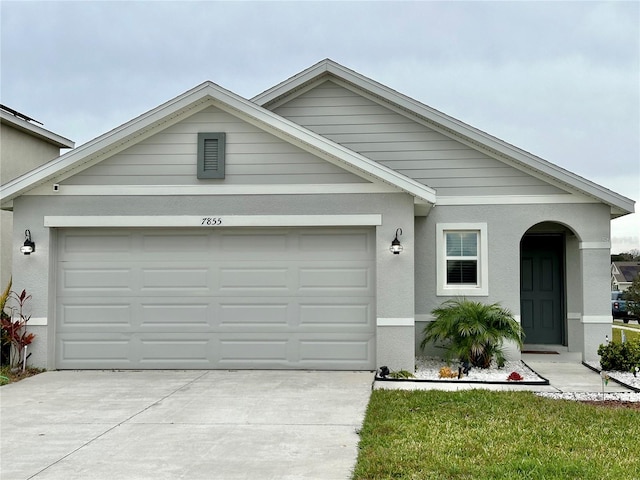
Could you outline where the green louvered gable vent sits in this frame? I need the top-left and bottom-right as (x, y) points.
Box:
(197, 132), (226, 179)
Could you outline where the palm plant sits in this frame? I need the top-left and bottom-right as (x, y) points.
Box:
(420, 298), (524, 369)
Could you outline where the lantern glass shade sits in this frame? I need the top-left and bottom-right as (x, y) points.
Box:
(20, 230), (35, 255)
(390, 228), (403, 254)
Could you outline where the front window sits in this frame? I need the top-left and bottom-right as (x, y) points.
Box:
(437, 223), (488, 296)
(446, 232), (478, 285)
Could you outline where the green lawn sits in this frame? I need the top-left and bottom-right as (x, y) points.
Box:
(353, 390), (639, 480)
(612, 323), (640, 343)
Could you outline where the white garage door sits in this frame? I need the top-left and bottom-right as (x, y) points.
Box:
(55, 227), (375, 370)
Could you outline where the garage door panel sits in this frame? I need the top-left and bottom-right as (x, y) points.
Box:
(142, 233), (209, 252)
(299, 232), (371, 256)
(218, 339), (289, 364)
(62, 267), (133, 291)
(139, 338), (211, 365)
(299, 302), (371, 326)
(62, 233), (132, 254)
(299, 338), (374, 364)
(299, 266), (371, 291)
(59, 303), (132, 328)
(59, 337), (131, 365)
(139, 303), (210, 327)
(220, 233), (288, 253)
(56, 227), (376, 370)
(141, 268), (210, 290)
(219, 303), (290, 326)
(219, 267), (290, 290)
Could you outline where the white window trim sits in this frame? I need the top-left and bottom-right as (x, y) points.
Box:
(436, 222), (488, 296)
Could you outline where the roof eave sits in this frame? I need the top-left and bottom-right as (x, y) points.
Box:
(253, 59), (634, 217)
(0, 110), (75, 148)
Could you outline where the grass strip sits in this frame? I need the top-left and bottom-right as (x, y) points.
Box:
(353, 390), (639, 479)
(612, 327), (640, 343)
(0, 365), (44, 385)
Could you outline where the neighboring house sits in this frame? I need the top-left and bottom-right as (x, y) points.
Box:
(0, 60), (634, 371)
(611, 261), (640, 291)
(0, 105), (74, 290)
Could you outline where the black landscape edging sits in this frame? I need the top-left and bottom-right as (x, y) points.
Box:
(582, 361), (640, 393)
(375, 361), (549, 385)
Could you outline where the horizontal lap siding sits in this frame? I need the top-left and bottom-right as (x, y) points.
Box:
(62, 106), (366, 186)
(273, 81), (566, 197)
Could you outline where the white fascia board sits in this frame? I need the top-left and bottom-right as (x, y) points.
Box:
(251, 59), (331, 105)
(0, 111), (75, 148)
(253, 60), (634, 216)
(438, 195), (633, 219)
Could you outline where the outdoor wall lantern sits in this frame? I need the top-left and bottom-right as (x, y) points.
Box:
(20, 230), (35, 255)
(390, 228), (403, 254)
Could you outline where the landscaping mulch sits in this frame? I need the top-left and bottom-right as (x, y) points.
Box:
(579, 400), (640, 410)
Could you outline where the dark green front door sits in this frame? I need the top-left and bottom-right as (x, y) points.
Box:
(520, 235), (564, 344)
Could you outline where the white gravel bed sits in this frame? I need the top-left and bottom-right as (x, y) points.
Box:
(536, 391), (640, 402)
(412, 357), (544, 382)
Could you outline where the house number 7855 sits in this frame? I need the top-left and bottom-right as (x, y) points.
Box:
(201, 217), (222, 226)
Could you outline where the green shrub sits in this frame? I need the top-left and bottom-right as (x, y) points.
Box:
(420, 298), (523, 368)
(597, 339), (640, 372)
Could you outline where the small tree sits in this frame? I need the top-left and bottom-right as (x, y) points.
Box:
(0, 280), (12, 365)
(624, 274), (640, 317)
(611, 249), (640, 261)
(420, 298), (524, 369)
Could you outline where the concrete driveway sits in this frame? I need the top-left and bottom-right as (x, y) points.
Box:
(1, 370), (373, 480)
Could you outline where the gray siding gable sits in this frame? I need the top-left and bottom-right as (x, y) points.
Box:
(272, 80), (567, 197)
(61, 106), (368, 186)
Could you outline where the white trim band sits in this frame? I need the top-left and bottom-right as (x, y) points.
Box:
(582, 315), (613, 324)
(27, 317), (47, 326)
(579, 242), (611, 250)
(377, 317), (414, 327)
(437, 194), (596, 206)
(45, 214), (383, 228)
(35, 183), (400, 196)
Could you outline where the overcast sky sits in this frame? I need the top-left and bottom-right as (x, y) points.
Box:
(1, 0), (638, 252)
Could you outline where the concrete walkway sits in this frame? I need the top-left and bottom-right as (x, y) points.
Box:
(0, 370), (373, 480)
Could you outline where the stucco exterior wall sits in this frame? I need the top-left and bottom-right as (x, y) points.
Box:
(414, 202), (612, 360)
(1, 123), (69, 290)
(0, 125), (62, 179)
(12, 191), (417, 370)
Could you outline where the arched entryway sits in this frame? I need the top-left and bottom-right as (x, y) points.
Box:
(520, 223), (573, 346)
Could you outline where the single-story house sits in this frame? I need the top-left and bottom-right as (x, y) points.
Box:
(1, 59), (634, 371)
(611, 261), (640, 292)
